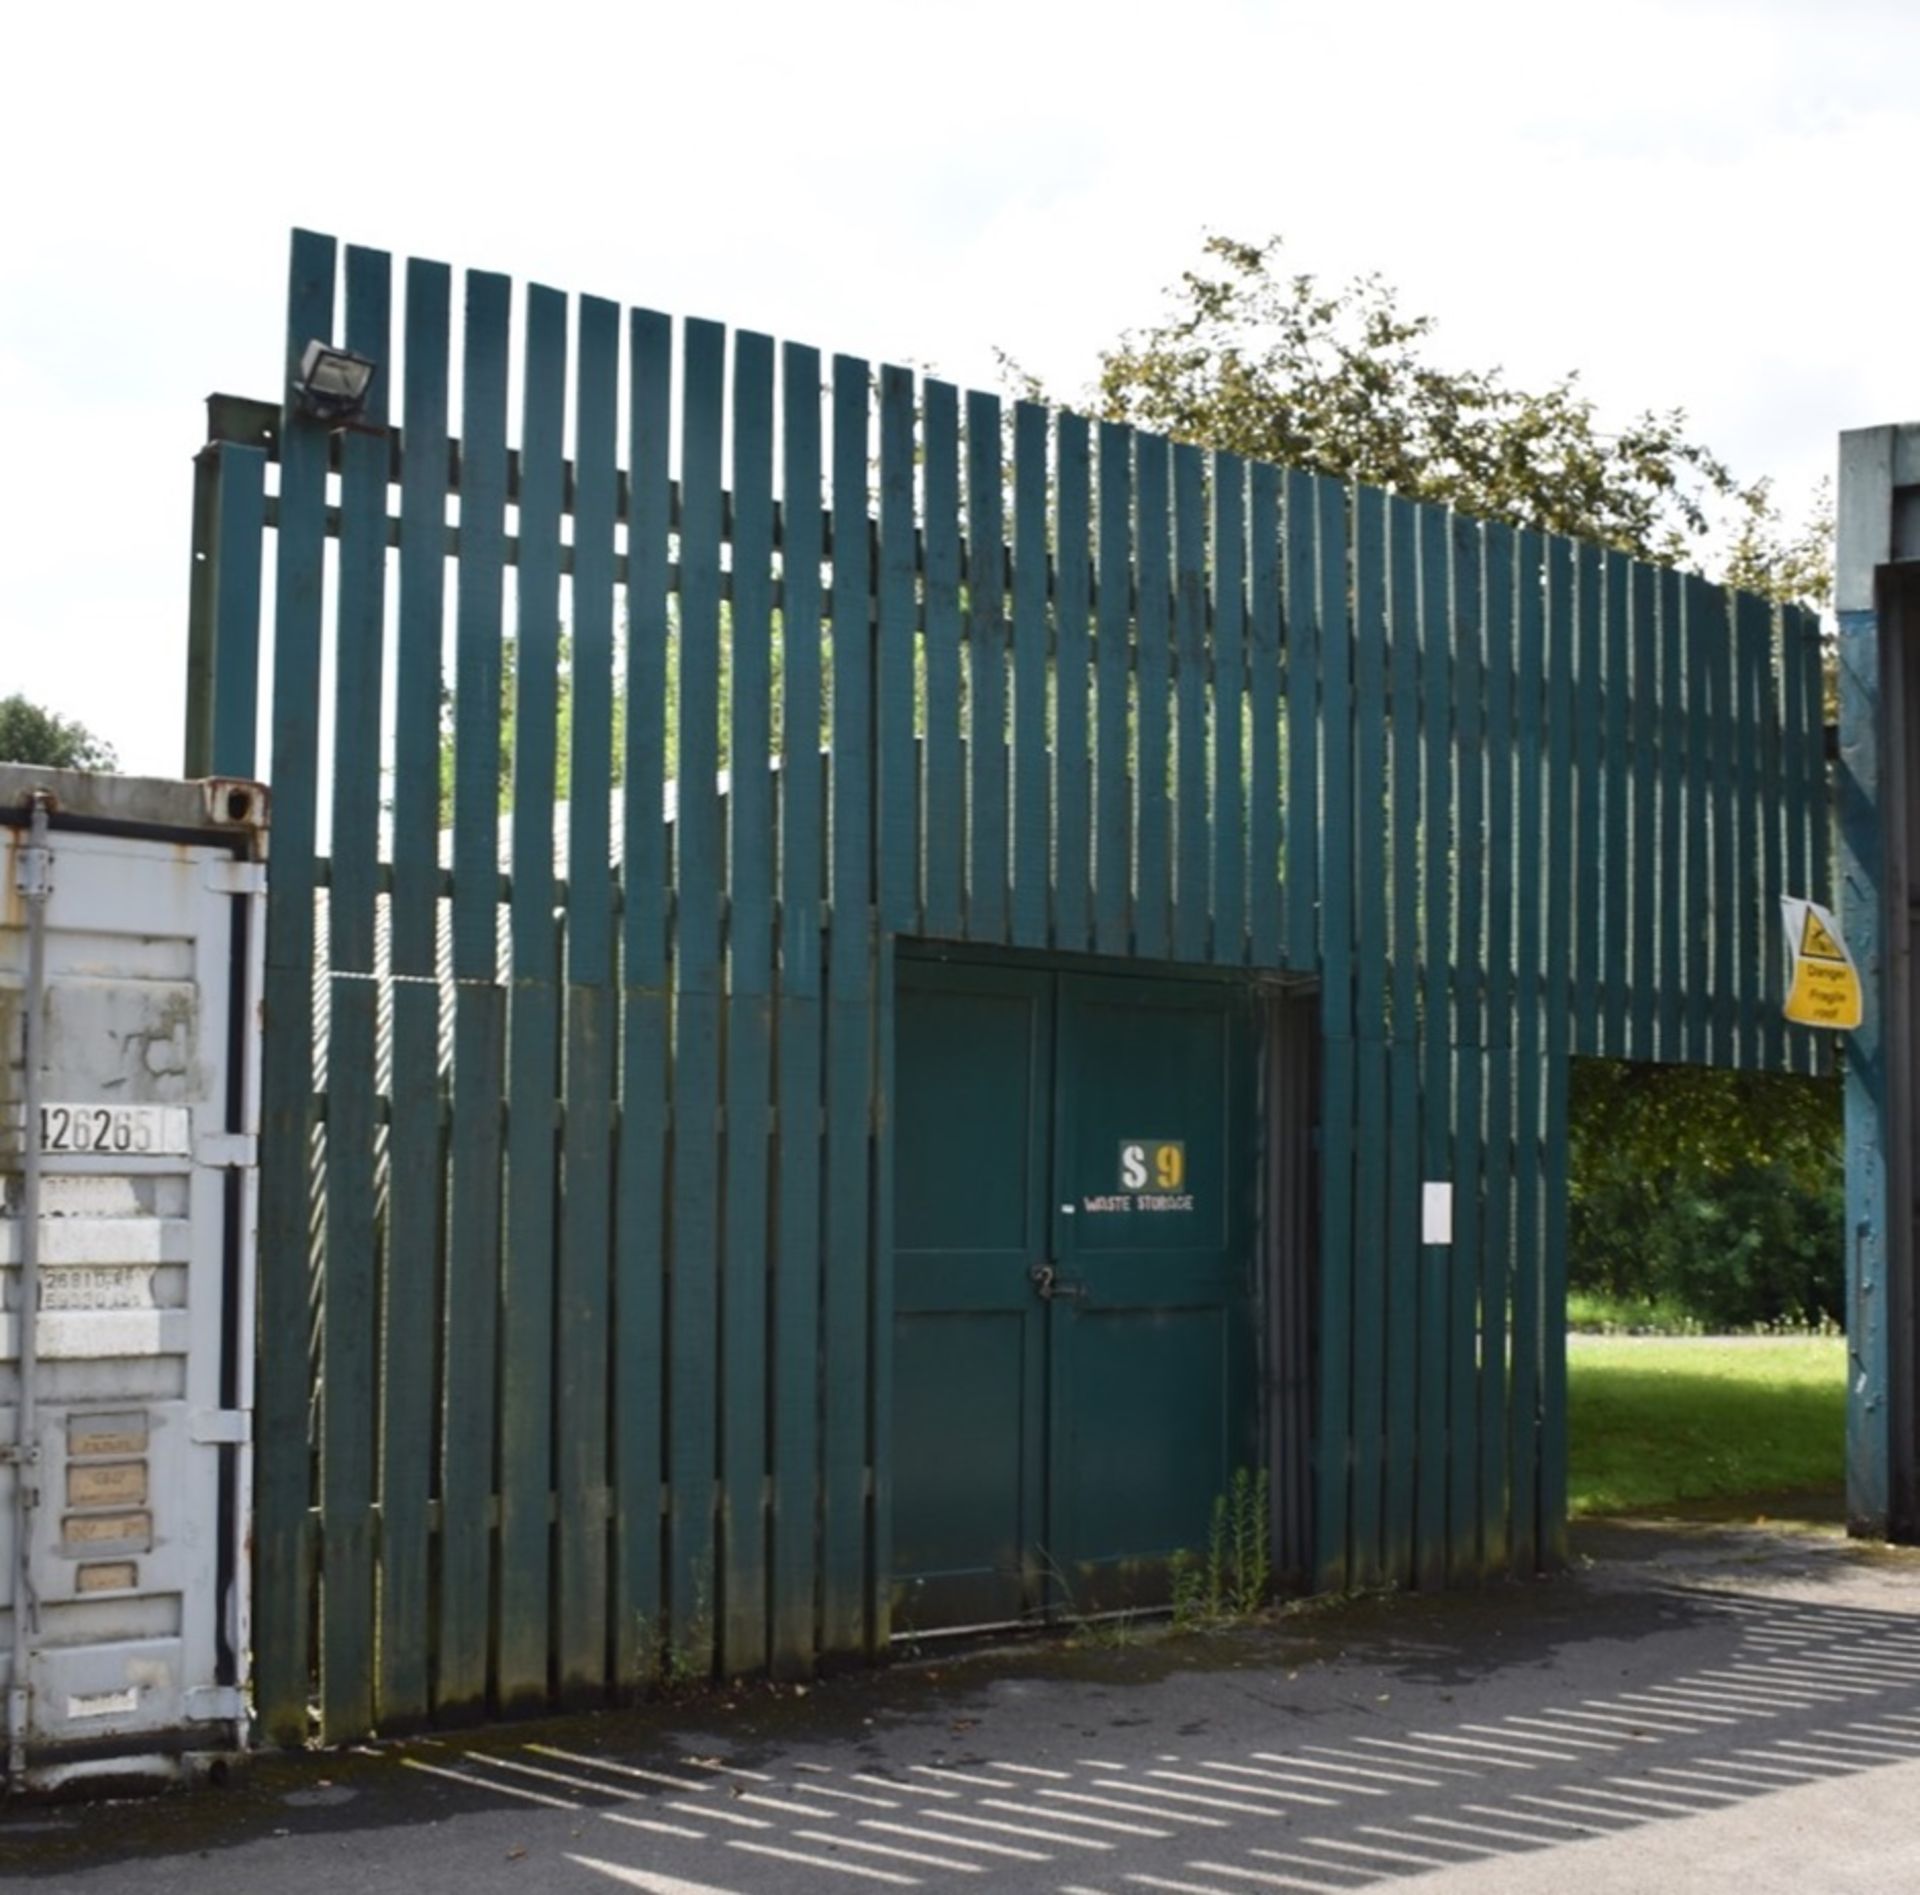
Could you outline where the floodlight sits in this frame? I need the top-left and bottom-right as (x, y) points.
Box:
(294, 340), (377, 424)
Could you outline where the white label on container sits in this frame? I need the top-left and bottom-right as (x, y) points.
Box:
(39, 1266), (161, 1312)
(65, 1688), (139, 1721)
(36, 1105), (191, 1157)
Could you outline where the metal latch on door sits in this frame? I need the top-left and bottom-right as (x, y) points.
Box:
(1028, 1262), (1088, 1303)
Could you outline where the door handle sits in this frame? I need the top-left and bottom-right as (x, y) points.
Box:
(1028, 1263), (1088, 1303)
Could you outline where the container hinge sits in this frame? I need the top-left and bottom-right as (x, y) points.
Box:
(204, 858), (266, 897)
(191, 1410), (252, 1446)
(13, 841), (53, 900)
(184, 1685), (246, 1723)
(195, 1131), (258, 1170)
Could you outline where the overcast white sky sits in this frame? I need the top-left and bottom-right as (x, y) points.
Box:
(3, 0), (1913, 776)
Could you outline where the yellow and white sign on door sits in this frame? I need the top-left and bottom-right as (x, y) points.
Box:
(1781, 896), (1862, 1030)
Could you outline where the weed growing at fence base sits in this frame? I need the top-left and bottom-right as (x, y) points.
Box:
(1569, 1334), (1844, 1516)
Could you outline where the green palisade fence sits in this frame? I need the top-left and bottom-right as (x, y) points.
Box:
(198, 232), (1832, 1743)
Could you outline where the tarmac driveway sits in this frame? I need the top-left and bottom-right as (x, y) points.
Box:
(5, 1508), (1918, 1894)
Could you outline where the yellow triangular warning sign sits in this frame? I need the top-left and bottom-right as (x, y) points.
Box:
(1801, 908), (1847, 962)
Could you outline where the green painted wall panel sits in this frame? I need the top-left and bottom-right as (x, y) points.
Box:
(232, 232), (1832, 1734)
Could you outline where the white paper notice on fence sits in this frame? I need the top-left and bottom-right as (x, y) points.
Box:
(1422, 1182), (1454, 1247)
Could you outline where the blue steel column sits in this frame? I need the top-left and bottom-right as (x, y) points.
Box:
(1837, 425), (1894, 1538)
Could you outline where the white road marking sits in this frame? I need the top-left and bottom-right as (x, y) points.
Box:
(852, 1772), (961, 1799)
(1039, 1788), (1230, 1828)
(790, 1828), (984, 1873)
(478, 1754), (657, 1800)
(1099, 1777), (1293, 1817)
(401, 1757), (577, 1808)
(856, 1817), (1050, 1861)
(788, 1783), (905, 1809)
(979, 1796), (1174, 1838)
(1274, 1748), (1454, 1786)
(735, 1792), (848, 1818)
(1457, 1722), (1618, 1755)
(1121, 1874), (1238, 1895)
(912, 1764), (1019, 1789)
(1454, 1801), (1605, 1836)
(726, 1838), (918, 1884)
(665, 1801), (771, 1830)
(919, 1807), (1112, 1850)
(1145, 1768), (1337, 1809)
(996, 1761), (1074, 1779)
(1184, 1858), (1355, 1892)
(1197, 1758), (1385, 1797)
(603, 1813), (709, 1841)
(687, 1759), (778, 1781)
(531, 1745), (709, 1791)
(564, 1854), (742, 1894)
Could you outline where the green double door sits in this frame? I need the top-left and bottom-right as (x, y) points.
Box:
(892, 957), (1257, 1633)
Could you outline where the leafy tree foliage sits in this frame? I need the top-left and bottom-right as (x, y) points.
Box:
(1021, 233), (1841, 1324)
(1571, 1061), (1842, 1329)
(0, 694), (117, 771)
(1014, 233), (1829, 608)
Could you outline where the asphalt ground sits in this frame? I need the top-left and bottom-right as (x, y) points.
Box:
(5, 1507), (1919, 1894)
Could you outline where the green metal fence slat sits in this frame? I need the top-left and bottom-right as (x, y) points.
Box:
(614, 306), (673, 1688)
(1094, 422), (1133, 957)
(1781, 603), (1810, 1073)
(1756, 602), (1787, 1071)
(1172, 441), (1208, 963)
(722, 328), (778, 1679)
(498, 280), (568, 1710)
(1628, 561), (1657, 1063)
(556, 290), (620, 1701)
(1383, 493), (1421, 1587)
(1658, 569), (1685, 1061)
(1054, 412), (1092, 952)
(1248, 464), (1282, 967)
(966, 389), (1008, 943)
(319, 241), (390, 1741)
(1011, 400), (1050, 949)
(922, 380), (964, 940)
(870, 929), (897, 1645)
(1447, 515), (1484, 1582)
(1479, 521), (1516, 1575)
(253, 226), (335, 1746)
(1572, 542), (1603, 1056)
(1708, 585), (1737, 1067)
(1414, 500), (1452, 1594)
(440, 262), (512, 1720)
(1733, 592), (1766, 1068)
(1802, 608), (1831, 916)
(1509, 528), (1545, 1574)
(1135, 433), (1172, 960)
(823, 353), (876, 1657)
(771, 340), (826, 1678)
(379, 252), (450, 1732)
(1284, 470), (1320, 974)
(1602, 549), (1631, 1056)
(1212, 452), (1247, 963)
(1684, 574), (1713, 1066)
(878, 365), (919, 938)
(1348, 483), (1388, 1590)
(1313, 475), (1355, 1593)
(1541, 536), (1576, 1566)
(209, 443), (266, 779)
(669, 317), (727, 1674)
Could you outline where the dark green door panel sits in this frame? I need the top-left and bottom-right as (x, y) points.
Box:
(891, 959), (1256, 1631)
(891, 962), (1050, 1630)
(1049, 974), (1256, 1613)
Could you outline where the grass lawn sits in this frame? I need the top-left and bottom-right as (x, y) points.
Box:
(1568, 1333), (1845, 1516)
